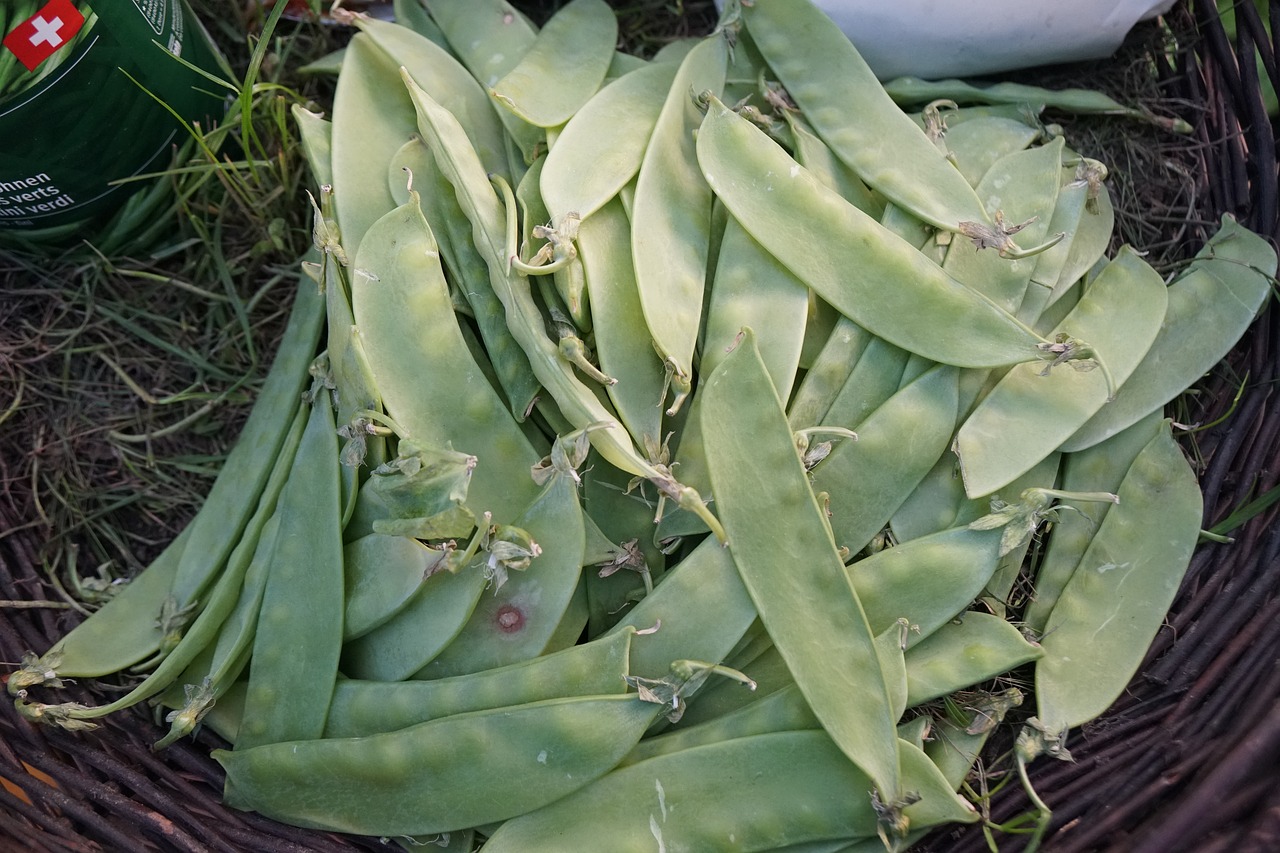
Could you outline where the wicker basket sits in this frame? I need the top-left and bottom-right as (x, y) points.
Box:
(2, 2), (1277, 851)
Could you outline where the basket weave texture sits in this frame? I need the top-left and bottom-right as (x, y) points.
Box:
(2, 1), (1278, 851)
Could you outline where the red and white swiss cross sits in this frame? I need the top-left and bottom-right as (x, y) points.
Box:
(2, 0), (86, 73)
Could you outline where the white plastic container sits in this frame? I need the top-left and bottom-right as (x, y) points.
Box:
(724, 0), (1179, 80)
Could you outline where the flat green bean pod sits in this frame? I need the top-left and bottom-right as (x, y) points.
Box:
(1023, 411), (1163, 634)
(742, 0), (991, 231)
(1062, 216), (1276, 451)
(702, 329), (900, 800)
(810, 364), (960, 557)
(903, 612), (1044, 707)
(325, 628), (633, 738)
(541, 61), (679, 222)
(489, 0), (616, 128)
(482, 732), (976, 851)
(329, 34), (418, 259)
(1036, 420), (1202, 732)
(696, 99), (1061, 371)
(631, 35), (728, 411)
(217, 694), (663, 836)
(416, 460), (587, 678)
(955, 246), (1168, 498)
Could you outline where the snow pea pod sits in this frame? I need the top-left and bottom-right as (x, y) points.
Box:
(1062, 215), (1276, 451)
(816, 337), (909, 432)
(39, 525), (189, 679)
(236, 395), (343, 751)
(941, 137), (1065, 314)
(786, 112), (884, 217)
(217, 694), (663, 837)
(810, 364), (960, 557)
(1023, 411), (1162, 634)
(632, 35), (727, 412)
(416, 459), (586, 678)
(387, 136), (542, 420)
(611, 534), (753, 681)
(163, 273), (324, 612)
(1036, 420), (1202, 733)
(424, 0), (541, 172)
(701, 329), (900, 800)
(849, 525), (1004, 644)
(701, 216), (809, 404)
(622, 683), (819, 767)
(482, 732), (976, 852)
(954, 246), (1168, 498)
(935, 116), (1042, 189)
(342, 534), (450, 641)
(489, 0), (615, 129)
(541, 60), (679, 223)
(329, 34), (417, 258)
(354, 15), (508, 179)
(350, 193), (542, 522)
(292, 105), (333, 188)
(325, 628), (633, 738)
(742, 0), (991, 231)
(903, 612), (1043, 708)
(696, 100), (1061, 370)
(786, 317), (872, 431)
(577, 198), (667, 449)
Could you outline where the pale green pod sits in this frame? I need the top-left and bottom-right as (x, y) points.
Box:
(954, 246), (1169, 498)
(541, 60), (679, 222)
(1036, 420), (1202, 733)
(489, 0), (616, 128)
(903, 612), (1044, 707)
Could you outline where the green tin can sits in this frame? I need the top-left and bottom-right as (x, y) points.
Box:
(0, 0), (223, 247)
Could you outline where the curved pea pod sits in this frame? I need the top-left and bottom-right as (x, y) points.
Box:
(849, 525), (1004, 643)
(424, 0), (541, 172)
(888, 453), (966, 544)
(622, 684), (820, 767)
(482, 732), (976, 852)
(677, 642), (796, 726)
(1023, 411), (1163, 634)
(161, 273), (324, 614)
(1061, 216), (1277, 451)
(937, 116), (1043, 189)
(37, 526), (189, 680)
(325, 628), (633, 738)
(701, 217), (810, 404)
(578, 198), (667, 452)
(292, 105), (333, 188)
(742, 0), (990, 232)
(353, 15), (508, 179)
(340, 556), (488, 682)
(1044, 175), (1115, 309)
(810, 365), (960, 557)
(415, 465), (587, 678)
(696, 100), (1057, 371)
(541, 61), (678, 222)
(611, 534), (754, 681)
(216, 694), (664, 837)
(702, 329), (900, 800)
(786, 112), (883, 217)
(632, 34), (728, 410)
(904, 612), (1043, 708)
(941, 137), (1065, 314)
(787, 317), (873, 430)
(392, 0), (448, 47)
(489, 0), (615, 128)
(349, 193), (542, 523)
(1036, 420), (1202, 733)
(954, 246), (1169, 499)
(342, 535), (452, 641)
(329, 34), (418, 258)
(236, 396), (344, 752)
(405, 73), (725, 540)
(816, 336), (909, 433)
(387, 137), (542, 420)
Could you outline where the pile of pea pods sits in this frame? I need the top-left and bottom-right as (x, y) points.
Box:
(10, 0), (1277, 850)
